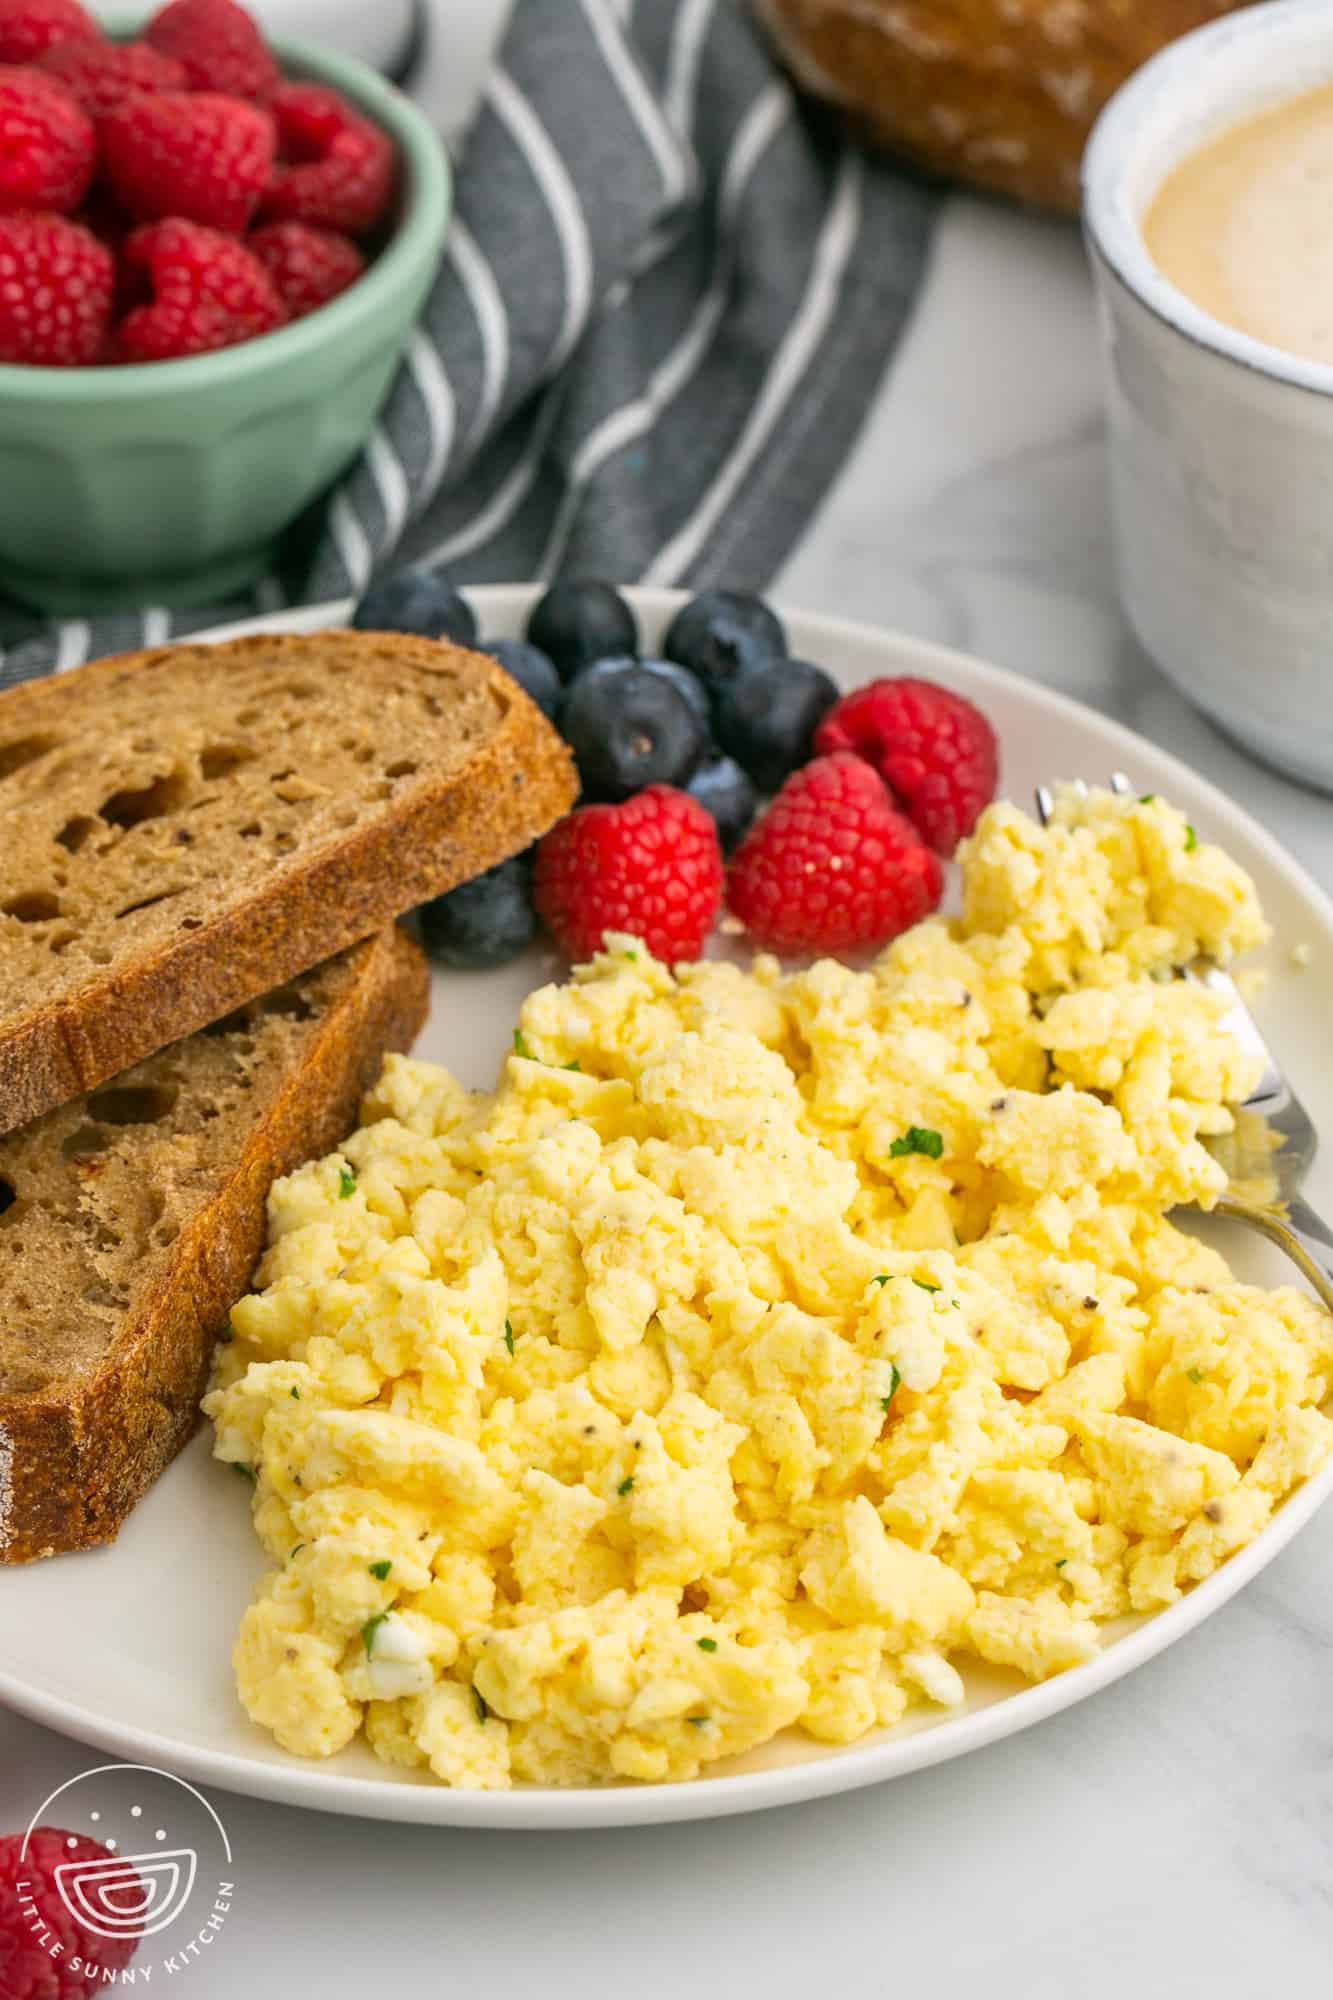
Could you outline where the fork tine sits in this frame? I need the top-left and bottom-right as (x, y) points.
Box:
(1034, 784), (1055, 826)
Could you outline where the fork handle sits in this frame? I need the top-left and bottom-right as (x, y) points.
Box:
(1216, 1193), (1333, 1314)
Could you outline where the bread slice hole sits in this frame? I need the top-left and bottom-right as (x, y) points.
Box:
(55, 815), (98, 854)
(200, 744), (253, 782)
(239, 821), (262, 839)
(116, 888), (184, 921)
(203, 1005), (251, 1037)
(257, 987), (315, 1022)
(62, 1122), (108, 1158)
(100, 769), (190, 829)
(4, 890), (61, 922)
(0, 734), (59, 781)
(86, 1082), (178, 1126)
(0, 1176), (16, 1217)
(385, 760), (418, 779)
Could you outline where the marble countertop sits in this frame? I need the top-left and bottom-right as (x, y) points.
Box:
(5, 24), (1333, 1997)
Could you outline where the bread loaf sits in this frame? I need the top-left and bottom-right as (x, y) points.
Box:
(0, 629), (576, 1137)
(0, 925), (428, 1563)
(752, 0), (1247, 211)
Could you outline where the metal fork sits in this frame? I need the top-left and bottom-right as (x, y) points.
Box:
(1033, 773), (1333, 1311)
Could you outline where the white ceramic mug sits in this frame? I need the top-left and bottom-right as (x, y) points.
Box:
(1083, 0), (1333, 794)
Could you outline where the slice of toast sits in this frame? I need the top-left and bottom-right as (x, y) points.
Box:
(0, 925), (428, 1563)
(0, 629), (576, 1137)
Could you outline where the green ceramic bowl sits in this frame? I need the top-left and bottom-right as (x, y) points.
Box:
(0, 29), (451, 614)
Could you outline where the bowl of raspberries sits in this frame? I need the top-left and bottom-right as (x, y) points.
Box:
(0, 0), (450, 611)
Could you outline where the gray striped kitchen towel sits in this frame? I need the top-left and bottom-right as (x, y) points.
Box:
(0, 0), (935, 689)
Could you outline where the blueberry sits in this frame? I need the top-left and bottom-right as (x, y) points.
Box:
(716, 657), (839, 793)
(527, 579), (637, 682)
(480, 638), (562, 723)
(569, 653), (711, 733)
(640, 656), (711, 730)
(352, 565), (478, 646)
(662, 589), (787, 694)
(687, 754), (758, 854)
(560, 659), (707, 801)
(417, 854), (537, 969)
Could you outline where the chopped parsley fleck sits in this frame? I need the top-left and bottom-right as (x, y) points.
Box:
(289, 1385), (301, 1400)
(1186, 1366), (1205, 1385)
(889, 1125), (944, 1160)
(362, 1612), (390, 1656)
(232, 1461), (256, 1482)
(697, 1637), (718, 1653)
(871, 1273), (893, 1288)
(1184, 824), (1198, 852)
(1054, 1558), (1068, 1570)
(513, 1029), (533, 1059)
(473, 1686), (489, 1723)
(368, 1560), (392, 1581)
(290, 1543), (306, 1559)
(1139, 793), (1156, 804)
(503, 1319), (515, 1356)
(623, 949), (637, 961)
(880, 1363), (902, 1414)
(562, 1059), (582, 1071)
(617, 1475), (636, 1497)
(912, 1277), (941, 1294)
(337, 1166), (357, 1199)
(687, 1715), (709, 1728)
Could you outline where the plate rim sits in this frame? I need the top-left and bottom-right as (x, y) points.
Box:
(5, 584), (1332, 1830)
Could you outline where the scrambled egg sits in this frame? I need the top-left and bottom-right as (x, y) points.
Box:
(206, 788), (1333, 1788)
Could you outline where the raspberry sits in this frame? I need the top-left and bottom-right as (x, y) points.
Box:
(145, 0), (278, 101)
(101, 90), (274, 233)
(814, 676), (999, 856)
(248, 220), (364, 319)
(41, 37), (187, 115)
(0, 64), (92, 212)
(116, 217), (285, 361)
(533, 785), (724, 965)
(0, 0), (100, 65)
(727, 752), (943, 956)
(263, 82), (395, 234)
(0, 210), (111, 362)
(0, 1827), (142, 1997)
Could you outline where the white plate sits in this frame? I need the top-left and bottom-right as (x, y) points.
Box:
(3, 587), (1332, 1830)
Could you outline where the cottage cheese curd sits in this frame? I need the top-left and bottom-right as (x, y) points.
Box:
(206, 787), (1333, 1788)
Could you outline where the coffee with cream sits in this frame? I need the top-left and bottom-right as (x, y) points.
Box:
(1143, 81), (1333, 368)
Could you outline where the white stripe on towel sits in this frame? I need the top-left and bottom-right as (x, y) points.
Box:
(643, 150), (864, 585)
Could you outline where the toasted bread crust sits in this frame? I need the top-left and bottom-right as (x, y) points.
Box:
(0, 926), (429, 1563)
(754, 0), (1243, 211)
(0, 630), (577, 1137)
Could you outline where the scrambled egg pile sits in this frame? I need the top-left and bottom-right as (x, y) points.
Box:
(207, 788), (1333, 1789)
